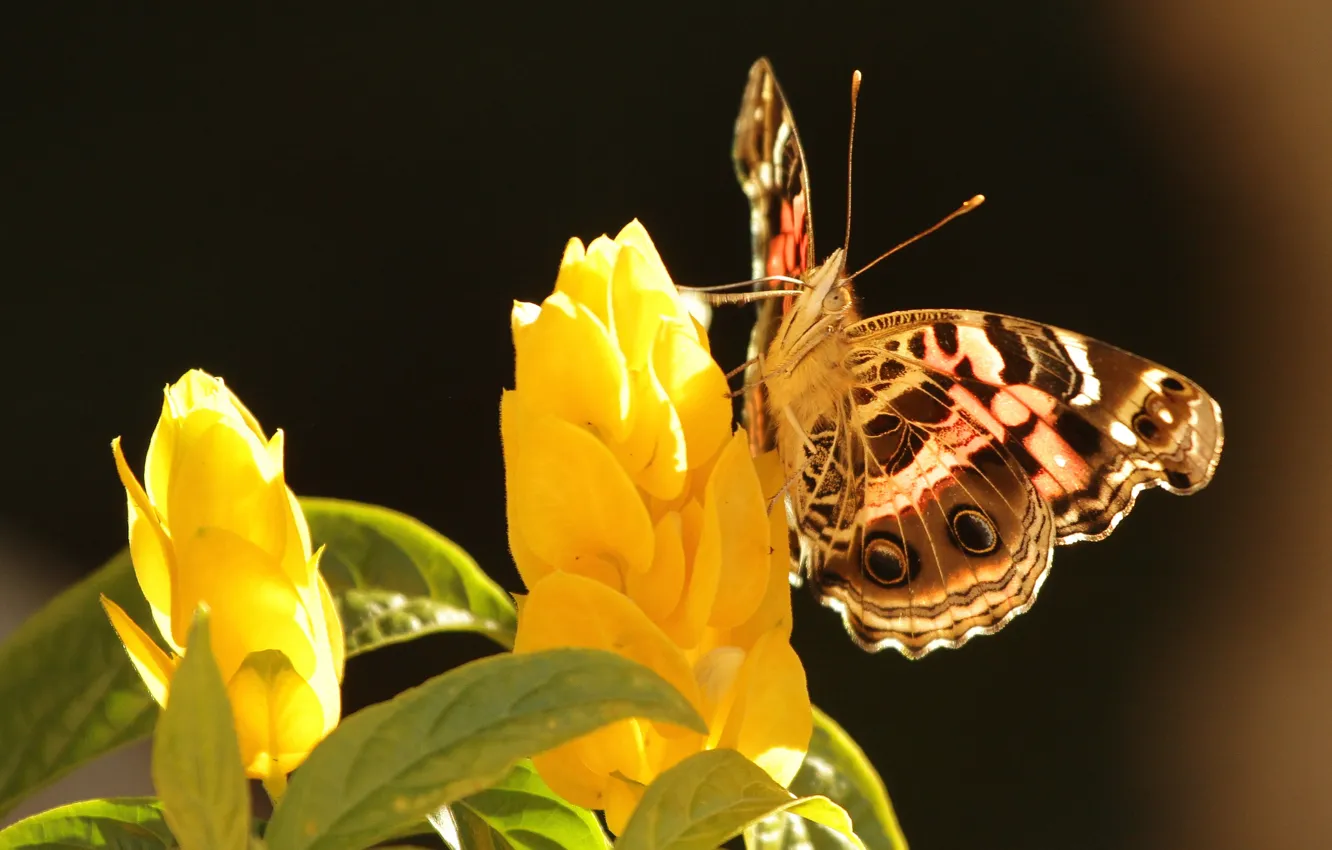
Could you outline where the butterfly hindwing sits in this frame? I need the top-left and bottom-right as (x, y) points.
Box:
(790, 378), (1056, 657)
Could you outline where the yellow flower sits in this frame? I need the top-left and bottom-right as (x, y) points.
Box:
(503, 221), (812, 833)
(101, 370), (345, 787)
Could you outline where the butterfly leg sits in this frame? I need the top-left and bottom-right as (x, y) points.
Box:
(766, 463), (806, 516)
(723, 352), (769, 399)
(723, 356), (759, 381)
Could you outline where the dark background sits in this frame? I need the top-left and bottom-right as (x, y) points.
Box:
(5, 3), (1330, 849)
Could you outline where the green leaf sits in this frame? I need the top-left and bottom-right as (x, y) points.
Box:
(0, 550), (158, 819)
(265, 648), (704, 850)
(0, 797), (173, 849)
(151, 610), (250, 850)
(762, 707), (907, 850)
(614, 749), (865, 850)
(440, 760), (610, 850)
(304, 498), (518, 653)
(0, 498), (512, 819)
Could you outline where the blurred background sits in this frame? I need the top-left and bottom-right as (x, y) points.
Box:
(3, 2), (1328, 848)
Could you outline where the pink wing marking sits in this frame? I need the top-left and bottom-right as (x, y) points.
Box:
(947, 384), (1006, 441)
(907, 324), (1094, 501)
(862, 407), (998, 524)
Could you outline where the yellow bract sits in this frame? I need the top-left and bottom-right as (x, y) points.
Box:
(101, 369), (345, 786)
(503, 221), (812, 833)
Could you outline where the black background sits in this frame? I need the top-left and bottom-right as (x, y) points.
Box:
(1, 4), (1297, 849)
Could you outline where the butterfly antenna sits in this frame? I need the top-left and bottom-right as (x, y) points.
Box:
(847, 194), (986, 281)
(677, 275), (805, 294)
(842, 69), (863, 263)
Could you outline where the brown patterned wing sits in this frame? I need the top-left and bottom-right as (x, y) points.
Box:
(734, 57), (817, 455)
(847, 310), (1224, 541)
(795, 310), (1222, 658)
(790, 375), (1056, 658)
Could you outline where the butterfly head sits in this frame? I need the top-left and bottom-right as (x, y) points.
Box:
(767, 248), (857, 375)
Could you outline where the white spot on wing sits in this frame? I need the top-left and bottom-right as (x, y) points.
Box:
(1056, 331), (1101, 407)
(1110, 420), (1137, 446)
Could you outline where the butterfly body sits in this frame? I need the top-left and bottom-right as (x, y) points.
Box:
(733, 58), (1223, 658)
(761, 249), (858, 430)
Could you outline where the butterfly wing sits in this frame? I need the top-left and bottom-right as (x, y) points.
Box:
(733, 57), (817, 455)
(794, 310), (1223, 657)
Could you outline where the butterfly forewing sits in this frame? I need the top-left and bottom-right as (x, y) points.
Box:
(789, 377), (1058, 658)
(731, 58), (1224, 658)
(847, 311), (1224, 541)
(733, 58), (818, 456)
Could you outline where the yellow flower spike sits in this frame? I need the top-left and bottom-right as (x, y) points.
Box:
(513, 291), (633, 445)
(501, 391), (655, 581)
(507, 223), (811, 831)
(103, 369), (342, 782)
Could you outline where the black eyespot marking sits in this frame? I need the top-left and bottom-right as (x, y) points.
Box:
(1166, 470), (1192, 490)
(1160, 376), (1185, 393)
(948, 505), (1000, 556)
(1133, 413), (1159, 440)
(934, 322), (959, 356)
(862, 531), (921, 588)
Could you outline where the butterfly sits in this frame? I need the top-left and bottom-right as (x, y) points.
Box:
(727, 57), (1223, 659)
